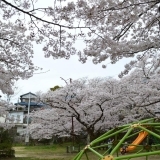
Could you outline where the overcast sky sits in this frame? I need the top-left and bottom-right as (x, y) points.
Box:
(8, 47), (130, 103)
(3, 41), (131, 103)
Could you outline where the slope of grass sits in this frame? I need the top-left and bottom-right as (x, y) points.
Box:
(0, 143), (159, 160)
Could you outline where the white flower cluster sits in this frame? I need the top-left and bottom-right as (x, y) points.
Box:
(1, 0), (159, 67)
(30, 60), (160, 139)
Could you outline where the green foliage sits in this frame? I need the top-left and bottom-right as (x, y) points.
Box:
(0, 128), (13, 150)
(50, 85), (61, 91)
(24, 144), (57, 150)
(13, 144), (77, 160)
(0, 158), (65, 160)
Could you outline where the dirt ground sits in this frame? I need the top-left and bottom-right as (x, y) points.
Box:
(14, 147), (27, 158)
(13, 146), (76, 159)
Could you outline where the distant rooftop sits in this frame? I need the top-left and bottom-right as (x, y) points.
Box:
(14, 92), (45, 108)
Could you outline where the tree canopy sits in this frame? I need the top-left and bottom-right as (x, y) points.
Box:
(29, 62), (160, 141)
(1, 0), (160, 140)
(50, 85), (61, 92)
(0, 0), (160, 94)
(1, 0), (160, 67)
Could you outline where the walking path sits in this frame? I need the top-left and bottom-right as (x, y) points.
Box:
(13, 146), (75, 159)
(13, 147), (28, 157)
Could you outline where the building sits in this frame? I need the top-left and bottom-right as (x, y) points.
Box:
(11, 92), (46, 135)
(15, 92), (45, 112)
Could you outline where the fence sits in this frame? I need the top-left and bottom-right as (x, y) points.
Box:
(66, 145), (80, 153)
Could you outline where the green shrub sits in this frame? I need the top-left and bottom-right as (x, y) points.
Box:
(0, 128), (13, 150)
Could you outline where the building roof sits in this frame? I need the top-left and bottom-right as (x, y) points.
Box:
(20, 92), (37, 98)
(14, 92), (45, 108)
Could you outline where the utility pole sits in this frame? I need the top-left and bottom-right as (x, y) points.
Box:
(25, 92), (31, 145)
(71, 115), (74, 145)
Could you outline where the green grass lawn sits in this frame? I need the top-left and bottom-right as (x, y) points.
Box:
(0, 144), (159, 160)
(12, 143), (79, 160)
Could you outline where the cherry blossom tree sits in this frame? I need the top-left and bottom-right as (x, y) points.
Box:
(29, 76), (156, 142)
(119, 53), (160, 118)
(0, 20), (38, 95)
(29, 53), (160, 141)
(1, 0), (160, 104)
(0, 21), (38, 123)
(2, 0), (160, 142)
(29, 108), (82, 140)
(1, 0), (160, 67)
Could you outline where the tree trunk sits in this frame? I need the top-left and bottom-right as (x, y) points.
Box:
(86, 129), (96, 144)
(86, 134), (90, 144)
